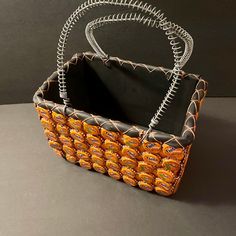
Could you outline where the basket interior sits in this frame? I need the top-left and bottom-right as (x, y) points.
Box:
(45, 56), (198, 136)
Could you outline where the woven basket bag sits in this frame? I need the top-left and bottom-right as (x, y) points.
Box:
(33, 0), (207, 196)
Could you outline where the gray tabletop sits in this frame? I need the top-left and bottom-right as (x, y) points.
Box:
(0, 98), (236, 236)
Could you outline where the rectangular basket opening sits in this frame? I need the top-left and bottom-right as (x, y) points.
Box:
(44, 54), (198, 136)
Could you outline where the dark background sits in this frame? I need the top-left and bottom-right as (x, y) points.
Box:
(0, 0), (235, 104)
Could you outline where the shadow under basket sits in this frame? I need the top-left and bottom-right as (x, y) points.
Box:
(33, 52), (207, 196)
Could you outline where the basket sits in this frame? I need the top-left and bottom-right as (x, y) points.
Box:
(33, 0), (207, 196)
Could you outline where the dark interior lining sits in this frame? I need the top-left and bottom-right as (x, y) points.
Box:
(45, 57), (197, 136)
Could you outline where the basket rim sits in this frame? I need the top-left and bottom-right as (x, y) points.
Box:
(33, 52), (208, 148)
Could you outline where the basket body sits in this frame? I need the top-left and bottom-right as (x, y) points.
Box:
(33, 52), (207, 196)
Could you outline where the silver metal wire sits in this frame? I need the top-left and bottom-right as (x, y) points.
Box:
(56, 0), (194, 139)
(57, 0), (171, 105)
(85, 12), (193, 69)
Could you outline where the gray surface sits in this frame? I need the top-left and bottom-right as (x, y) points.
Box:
(0, 98), (236, 236)
(0, 0), (236, 105)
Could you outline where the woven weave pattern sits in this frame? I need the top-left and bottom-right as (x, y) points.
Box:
(36, 106), (191, 196)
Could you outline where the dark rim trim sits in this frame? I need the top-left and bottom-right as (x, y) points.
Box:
(33, 52), (208, 148)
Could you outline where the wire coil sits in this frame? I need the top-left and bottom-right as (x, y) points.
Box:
(56, 0), (194, 139)
(85, 12), (193, 69)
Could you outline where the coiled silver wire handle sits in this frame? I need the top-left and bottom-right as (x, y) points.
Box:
(57, 0), (193, 140)
(85, 13), (193, 69)
(84, 12), (193, 139)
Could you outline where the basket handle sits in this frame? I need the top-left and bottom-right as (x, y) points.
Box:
(85, 13), (193, 70)
(57, 0), (193, 140)
(85, 14), (193, 139)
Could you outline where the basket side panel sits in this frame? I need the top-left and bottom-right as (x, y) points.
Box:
(35, 105), (191, 196)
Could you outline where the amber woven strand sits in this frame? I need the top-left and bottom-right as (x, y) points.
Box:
(36, 106), (192, 196)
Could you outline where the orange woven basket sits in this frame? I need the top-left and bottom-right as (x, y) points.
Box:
(33, 0), (207, 196)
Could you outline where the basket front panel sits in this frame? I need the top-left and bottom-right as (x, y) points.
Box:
(36, 106), (191, 196)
